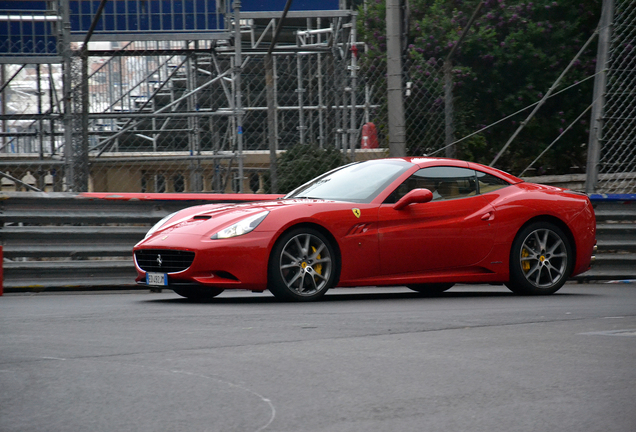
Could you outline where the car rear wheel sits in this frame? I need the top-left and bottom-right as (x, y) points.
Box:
(506, 222), (573, 295)
(268, 228), (337, 301)
(172, 287), (224, 300)
(407, 283), (454, 294)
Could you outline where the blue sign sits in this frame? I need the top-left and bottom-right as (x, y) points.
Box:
(0, 1), (58, 55)
(242, 0), (339, 11)
(69, 1), (227, 35)
(1, 0), (341, 56)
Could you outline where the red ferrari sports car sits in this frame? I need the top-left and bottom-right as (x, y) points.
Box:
(133, 157), (596, 301)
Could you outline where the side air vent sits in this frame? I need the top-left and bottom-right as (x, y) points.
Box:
(347, 223), (373, 236)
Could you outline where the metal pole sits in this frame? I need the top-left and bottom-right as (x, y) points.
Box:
(186, 45), (194, 192)
(74, 0), (107, 191)
(386, 0), (406, 157)
(265, 0), (294, 193)
(61, 0), (73, 191)
(306, 18), (315, 145)
(317, 17), (325, 149)
(586, 0), (614, 194)
(37, 64), (45, 189)
(193, 42), (202, 192)
(1, 65), (5, 153)
(79, 50), (90, 191)
(151, 59), (158, 153)
(107, 60), (116, 150)
(234, 0), (244, 193)
(49, 63), (62, 191)
(334, 45), (342, 151)
(265, 55), (278, 193)
(297, 53), (306, 145)
(48, 63), (56, 156)
(362, 0), (371, 127)
(349, 13), (358, 162)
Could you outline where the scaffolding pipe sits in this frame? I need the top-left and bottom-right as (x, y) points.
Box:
(297, 52), (306, 145)
(234, 0), (244, 192)
(317, 18), (325, 148)
(349, 13), (358, 161)
(62, 0), (74, 191)
(265, 0), (294, 193)
(95, 62), (227, 154)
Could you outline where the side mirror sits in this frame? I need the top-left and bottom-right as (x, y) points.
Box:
(394, 188), (433, 210)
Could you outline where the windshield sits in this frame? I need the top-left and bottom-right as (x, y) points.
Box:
(285, 159), (413, 203)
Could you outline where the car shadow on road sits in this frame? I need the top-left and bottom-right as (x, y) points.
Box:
(142, 287), (593, 305)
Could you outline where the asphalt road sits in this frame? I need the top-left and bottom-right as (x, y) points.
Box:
(1, 283), (635, 432)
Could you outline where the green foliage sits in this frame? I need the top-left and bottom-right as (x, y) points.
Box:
(264, 144), (347, 194)
(358, 0), (600, 175)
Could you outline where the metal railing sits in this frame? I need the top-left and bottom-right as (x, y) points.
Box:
(1, 187), (634, 292)
(0, 191), (280, 290)
(578, 195), (636, 282)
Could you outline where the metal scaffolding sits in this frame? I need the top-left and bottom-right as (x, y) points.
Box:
(1, 1), (370, 193)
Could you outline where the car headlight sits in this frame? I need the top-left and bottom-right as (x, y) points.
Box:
(145, 211), (178, 239)
(211, 211), (269, 239)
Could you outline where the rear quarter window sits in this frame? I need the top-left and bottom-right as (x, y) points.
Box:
(476, 171), (510, 194)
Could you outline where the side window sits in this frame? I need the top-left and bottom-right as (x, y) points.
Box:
(385, 166), (477, 203)
(476, 171), (509, 194)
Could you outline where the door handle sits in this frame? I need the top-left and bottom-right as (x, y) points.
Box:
(481, 212), (494, 221)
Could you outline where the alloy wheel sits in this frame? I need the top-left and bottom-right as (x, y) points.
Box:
(519, 228), (568, 288)
(279, 232), (333, 297)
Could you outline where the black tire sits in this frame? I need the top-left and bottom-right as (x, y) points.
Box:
(172, 286), (224, 300)
(407, 283), (454, 294)
(506, 221), (573, 295)
(268, 227), (338, 302)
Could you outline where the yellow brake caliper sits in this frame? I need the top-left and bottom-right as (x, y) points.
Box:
(521, 248), (530, 273)
(312, 246), (322, 276)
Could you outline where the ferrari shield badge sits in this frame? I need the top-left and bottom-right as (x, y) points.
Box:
(352, 208), (361, 218)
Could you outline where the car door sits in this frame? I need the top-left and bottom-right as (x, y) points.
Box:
(378, 166), (497, 276)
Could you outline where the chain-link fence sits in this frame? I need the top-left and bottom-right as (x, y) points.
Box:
(1, 6), (392, 194)
(595, 0), (636, 194)
(1, 1), (633, 195)
(0, 2), (449, 195)
(403, 57), (446, 156)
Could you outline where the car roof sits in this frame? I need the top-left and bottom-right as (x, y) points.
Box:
(394, 157), (524, 184)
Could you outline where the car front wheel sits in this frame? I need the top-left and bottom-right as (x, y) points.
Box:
(268, 228), (337, 301)
(506, 222), (573, 295)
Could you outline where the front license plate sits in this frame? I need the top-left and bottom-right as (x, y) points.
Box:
(146, 272), (168, 286)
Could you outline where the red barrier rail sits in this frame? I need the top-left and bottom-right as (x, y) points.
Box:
(80, 192), (284, 202)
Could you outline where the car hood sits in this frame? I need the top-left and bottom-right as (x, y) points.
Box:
(145, 198), (336, 239)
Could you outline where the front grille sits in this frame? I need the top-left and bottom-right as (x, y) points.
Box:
(135, 249), (195, 273)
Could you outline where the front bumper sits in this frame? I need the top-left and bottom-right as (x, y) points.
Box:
(134, 231), (274, 291)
